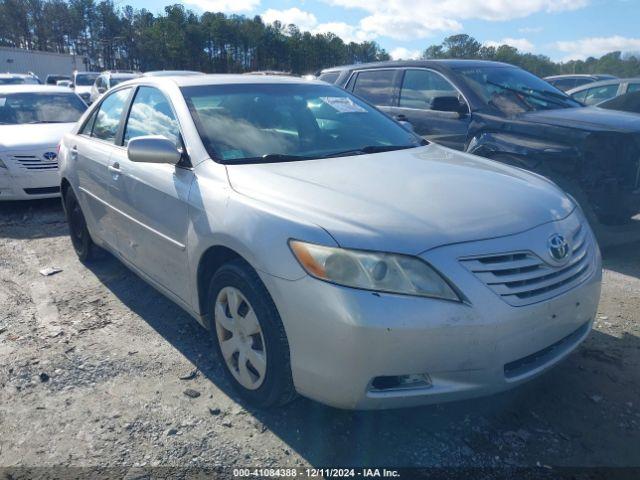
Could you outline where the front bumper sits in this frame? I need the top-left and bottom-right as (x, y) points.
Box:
(263, 211), (602, 409)
(0, 170), (60, 200)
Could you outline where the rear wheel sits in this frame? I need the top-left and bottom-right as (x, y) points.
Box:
(63, 188), (100, 262)
(208, 260), (297, 408)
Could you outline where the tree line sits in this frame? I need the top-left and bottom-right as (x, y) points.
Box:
(422, 34), (640, 78)
(1, 1), (639, 77)
(0, 0), (390, 74)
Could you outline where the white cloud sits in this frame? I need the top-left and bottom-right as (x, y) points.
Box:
(554, 36), (640, 61)
(484, 37), (535, 52)
(261, 8), (318, 31)
(184, 0), (260, 13)
(390, 47), (422, 60)
(322, 0), (588, 40)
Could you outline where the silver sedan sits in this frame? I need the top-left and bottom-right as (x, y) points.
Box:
(58, 75), (602, 409)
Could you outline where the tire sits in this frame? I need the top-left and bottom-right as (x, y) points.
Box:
(207, 259), (297, 408)
(63, 187), (100, 263)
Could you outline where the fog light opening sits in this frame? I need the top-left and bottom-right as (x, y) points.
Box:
(370, 373), (432, 392)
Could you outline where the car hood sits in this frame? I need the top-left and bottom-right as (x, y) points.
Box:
(521, 106), (640, 132)
(0, 123), (76, 151)
(226, 144), (574, 254)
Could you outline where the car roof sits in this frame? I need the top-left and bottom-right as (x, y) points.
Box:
(0, 73), (33, 78)
(117, 74), (324, 88)
(320, 59), (514, 73)
(0, 85), (77, 94)
(142, 70), (204, 77)
(566, 77), (640, 94)
(545, 74), (616, 80)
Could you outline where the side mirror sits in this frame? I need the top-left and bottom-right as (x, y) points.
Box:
(127, 136), (181, 165)
(430, 95), (468, 116)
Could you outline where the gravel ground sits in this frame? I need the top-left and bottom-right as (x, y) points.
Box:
(0, 199), (639, 478)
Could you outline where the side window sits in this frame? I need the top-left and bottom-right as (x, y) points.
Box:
(571, 89), (589, 103)
(352, 70), (395, 106)
(399, 69), (458, 109)
(79, 108), (98, 135)
(583, 84), (619, 105)
(123, 87), (180, 146)
(553, 78), (577, 91)
(92, 88), (131, 142)
(627, 83), (640, 93)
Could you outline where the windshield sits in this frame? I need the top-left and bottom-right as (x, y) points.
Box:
(0, 78), (26, 85)
(0, 92), (87, 124)
(75, 73), (98, 86)
(455, 66), (582, 114)
(182, 83), (424, 163)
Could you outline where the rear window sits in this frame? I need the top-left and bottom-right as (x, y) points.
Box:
(351, 70), (395, 106)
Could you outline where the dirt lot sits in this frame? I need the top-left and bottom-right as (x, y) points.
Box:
(0, 199), (639, 477)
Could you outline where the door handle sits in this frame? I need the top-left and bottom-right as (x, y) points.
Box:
(70, 145), (78, 160)
(108, 162), (120, 174)
(394, 114), (408, 121)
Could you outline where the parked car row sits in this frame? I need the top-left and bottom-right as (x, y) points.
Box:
(319, 60), (640, 228)
(0, 65), (615, 410)
(566, 77), (640, 105)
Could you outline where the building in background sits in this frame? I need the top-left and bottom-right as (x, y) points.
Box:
(0, 47), (88, 83)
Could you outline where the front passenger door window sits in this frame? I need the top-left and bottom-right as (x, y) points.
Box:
(390, 69), (469, 150)
(123, 87), (180, 146)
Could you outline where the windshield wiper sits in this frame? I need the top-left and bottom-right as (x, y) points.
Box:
(320, 144), (421, 159)
(486, 80), (568, 107)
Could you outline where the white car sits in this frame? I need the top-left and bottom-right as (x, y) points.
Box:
(0, 85), (87, 200)
(72, 71), (99, 104)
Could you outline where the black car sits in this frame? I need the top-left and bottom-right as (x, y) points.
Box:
(322, 60), (640, 226)
(598, 91), (640, 115)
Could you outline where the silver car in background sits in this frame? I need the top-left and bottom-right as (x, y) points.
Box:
(58, 75), (602, 409)
(0, 85), (86, 200)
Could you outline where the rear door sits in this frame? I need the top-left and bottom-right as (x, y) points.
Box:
(347, 69), (400, 117)
(73, 87), (133, 249)
(109, 86), (194, 302)
(387, 69), (470, 150)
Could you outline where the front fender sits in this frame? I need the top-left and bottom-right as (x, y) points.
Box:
(466, 131), (580, 171)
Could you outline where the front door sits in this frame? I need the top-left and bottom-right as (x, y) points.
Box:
(387, 69), (470, 150)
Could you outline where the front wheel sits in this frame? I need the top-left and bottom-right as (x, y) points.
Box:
(208, 260), (297, 408)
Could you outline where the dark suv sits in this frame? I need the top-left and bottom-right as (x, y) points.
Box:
(322, 60), (640, 226)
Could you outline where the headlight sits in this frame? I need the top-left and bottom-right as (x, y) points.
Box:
(289, 240), (461, 301)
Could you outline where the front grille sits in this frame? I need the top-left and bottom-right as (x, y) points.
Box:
(460, 223), (593, 306)
(10, 154), (58, 171)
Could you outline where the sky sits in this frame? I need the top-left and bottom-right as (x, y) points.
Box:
(122, 0), (640, 62)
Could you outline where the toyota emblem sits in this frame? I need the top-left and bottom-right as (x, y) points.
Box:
(548, 234), (570, 262)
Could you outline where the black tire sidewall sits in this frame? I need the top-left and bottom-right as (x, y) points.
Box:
(64, 188), (91, 262)
(207, 261), (295, 408)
